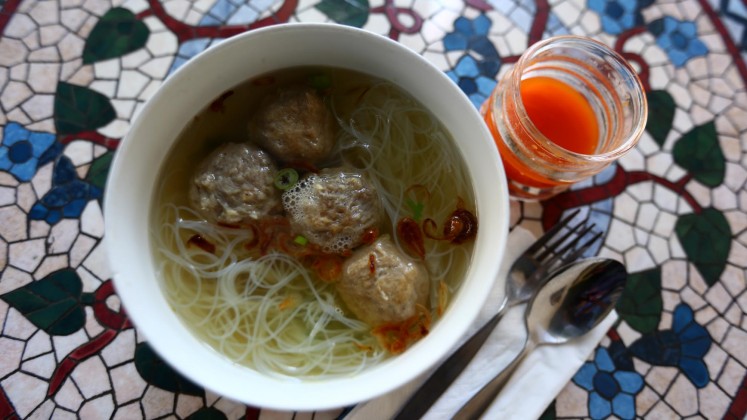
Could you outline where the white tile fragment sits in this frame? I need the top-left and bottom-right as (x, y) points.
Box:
(664, 374), (698, 416)
(112, 401), (142, 420)
(71, 356), (111, 398)
(0, 337), (24, 378)
(0, 205), (28, 242)
(21, 353), (56, 379)
(142, 385), (175, 419)
(101, 329), (136, 367)
(0, 371), (48, 417)
(111, 362), (148, 405)
(9, 238), (46, 273)
(80, 200), (104, 237)
(34, 254), (69, 279)
(70, 234), (97, 268)
(23, 330), (52, 360)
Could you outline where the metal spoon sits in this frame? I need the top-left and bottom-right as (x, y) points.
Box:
(454, 257), (627, 420)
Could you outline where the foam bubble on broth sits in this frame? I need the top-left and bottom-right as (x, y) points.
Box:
(282, 174), (356, 254)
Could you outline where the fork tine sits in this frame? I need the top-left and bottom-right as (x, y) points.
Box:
(533, 227), (601, 275)
(565, 229), (603, 261)
(534, 217), (588, 261)
(525, 209), (581, 254)
(560, 228), (603, 263)
(555, 224), (596, 255)
(538, 224), (595, 266)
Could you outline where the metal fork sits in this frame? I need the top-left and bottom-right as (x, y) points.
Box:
(392, 209), (602, 420)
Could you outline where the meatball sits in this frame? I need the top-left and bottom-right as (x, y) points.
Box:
(337, 236), (430, 326)
(282, 167), (381, 254)
(189, 142), (281, 224)
(248, 85), (336, 164)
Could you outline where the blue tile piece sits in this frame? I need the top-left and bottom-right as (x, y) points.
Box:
(454, 54), (479, 77)
(511, 6), (533, 32)
(546, 13), (571, 35)
(168, 39), (224, 75)
(201, 0), (236, 25)
(228, 5), (258, 25)
(648, 16), (708, 67)
(573, 347), (644, 419)
(182, 38), (212, 56)
(614, 370), (644, 393)
(612, 393), (636, 419)
(0, 122), (58, 182)
(490, 0), (515, 16)
(252, 0), (275, 11)
(727, 0), (747, 18)
(29, 156), (102, 225)
(200, 14), (223, 26)
(593, 371), (620, 398)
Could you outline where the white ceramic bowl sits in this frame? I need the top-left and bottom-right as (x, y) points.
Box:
(105, 23), (509, 411)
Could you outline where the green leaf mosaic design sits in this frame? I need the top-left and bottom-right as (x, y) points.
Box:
(0, 269), (85, 335)
(85, 151), (114, 190)
(187, 407), (229, 420)
(135, 342), (203, 396)
(54, 82), (117, 135)
(672, 121), (725, 187)
(616, 268), (663, 334)
(646, 90), (675, 147)
(83, 7), (150, 64)
(675, 208), (731, 286)
(315, 0), (370, 27)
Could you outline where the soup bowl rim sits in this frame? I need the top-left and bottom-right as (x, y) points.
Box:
(105, 22), (510, 411)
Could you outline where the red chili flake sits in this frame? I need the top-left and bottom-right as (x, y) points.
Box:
(187, 234), (216, 254)
(371, 304), (431, 354)
(397, 217), (425, 260)
(361, 228), (379, 245)
(368, 253), (376, 275)
(209, 90), (234, 113)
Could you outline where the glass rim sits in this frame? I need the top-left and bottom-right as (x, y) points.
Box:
(509, 35), (648, 163)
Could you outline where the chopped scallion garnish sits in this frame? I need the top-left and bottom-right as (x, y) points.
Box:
(274, 168), (299, 190)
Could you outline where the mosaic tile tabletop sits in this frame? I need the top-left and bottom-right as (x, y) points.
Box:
(1, 0), (746, 418)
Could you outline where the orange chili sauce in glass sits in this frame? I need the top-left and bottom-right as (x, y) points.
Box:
(484, 76), (599, 189)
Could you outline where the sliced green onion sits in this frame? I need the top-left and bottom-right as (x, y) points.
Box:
(274, 168), (299, 190)
(405, 198), (425, 222)
(294, 235), (308, 246)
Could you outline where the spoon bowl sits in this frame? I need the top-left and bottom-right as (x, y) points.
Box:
(455, 257), (627, 419)
(531, 258), (627, 345)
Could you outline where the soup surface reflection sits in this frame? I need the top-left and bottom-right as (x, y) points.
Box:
(151, 67), (477, 378)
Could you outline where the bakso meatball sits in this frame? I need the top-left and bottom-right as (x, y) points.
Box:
(189, 142), (282, 224)
(282, 167), (381, 254)
(337, 236), (430, 326)
(248, 85), (336, 164)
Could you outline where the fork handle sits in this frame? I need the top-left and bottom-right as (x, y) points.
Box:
(392, 297), (510, 420)
(453, 339), (536, 420)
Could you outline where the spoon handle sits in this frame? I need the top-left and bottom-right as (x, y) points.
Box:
(453, 339), (536, 420)
(392, 296), (510, 420)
